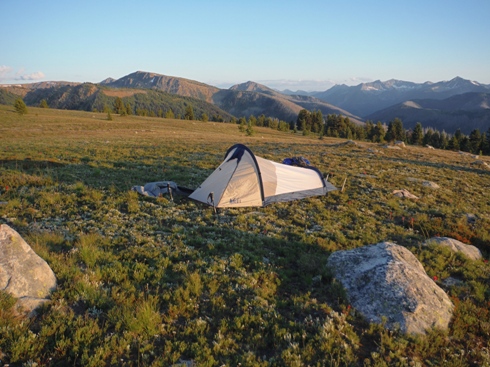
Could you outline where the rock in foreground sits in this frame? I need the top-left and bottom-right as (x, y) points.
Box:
(0, 224), (57, 315)
(327, 242), (453, 334)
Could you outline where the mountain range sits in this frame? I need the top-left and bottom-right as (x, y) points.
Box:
(313, 77), (490, 117)
(1, 72), (489, 134)
(100, 71), (363, 124)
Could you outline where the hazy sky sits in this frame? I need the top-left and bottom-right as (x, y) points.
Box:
(1, 0), (489, 91)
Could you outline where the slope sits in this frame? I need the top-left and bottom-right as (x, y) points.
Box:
(366, 92), (490, 134)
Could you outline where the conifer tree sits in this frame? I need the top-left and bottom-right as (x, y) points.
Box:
(184, 105), (194, 120)
(469, 129), (482, 154)
(165, 109), (175, 119)
(14, 98), (28, 115)
(373, 122), (385, 142)
(411, 122), (424, 145)
(114, 97), (125, 114)
(385, 118), (405, 142)
(125, 103), (132, 115)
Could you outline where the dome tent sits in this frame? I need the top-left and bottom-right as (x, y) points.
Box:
(189, 144), (337, 208)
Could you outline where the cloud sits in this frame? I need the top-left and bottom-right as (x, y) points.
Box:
(0, 66), (46, 82)
(257, 79), (337, 92)
(345, 76), (373, 84)
(16, 71), (46, 81)
(0, 65), (13, 79)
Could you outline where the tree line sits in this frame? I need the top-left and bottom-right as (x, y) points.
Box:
(295, 108), (489, 156)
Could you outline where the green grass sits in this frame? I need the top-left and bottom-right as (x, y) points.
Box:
(0, 104), (489, 366)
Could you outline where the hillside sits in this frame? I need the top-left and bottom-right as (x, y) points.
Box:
(1, 81), (234, 121)
(0, 105), (489, 366)
(1, 72), (363, 124)
(215, 81), (363, 124)
(100, 71), (220, 104)
(101, 72), (365, 124)
(314, 77), (490, 117)
(366, 92), (490, 134)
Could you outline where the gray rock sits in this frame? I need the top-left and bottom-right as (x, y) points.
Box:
(0, 224), (57, 315)
(424, 237), (482, 261)
(392, 189), (419, 199)
(327, 242), (453, 335)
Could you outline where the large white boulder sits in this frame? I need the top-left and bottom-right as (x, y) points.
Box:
(0, 224), (57, 315)
(327, 242), (453, 335)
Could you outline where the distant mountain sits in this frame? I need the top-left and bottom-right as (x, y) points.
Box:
(222, 81), (363, 124)
(99, 72), (364, 124)
(100, 71), (220, 104)
(366, 92), (490, 134)
(314, 77), (490, 117)
(280, 89), (318, 97)
(5, 72), (489, 133)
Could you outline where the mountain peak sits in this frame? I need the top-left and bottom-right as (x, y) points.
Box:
(229, 81), (273, 93)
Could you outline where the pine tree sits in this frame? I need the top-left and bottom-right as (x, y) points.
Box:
(373, 122), (385, 143)
(296, 109), (310, 131)
(114, 97), (124, 114)
(246, 121), (255, 136)
(386, 118), (405, 142)
(468, 129), (482, 154)
(238, 117), (247, 132)
(39, 99), (49, 108)
(125, 103), (132, 115)
(411, 122), (424, 145)
(165, 109), (175, 119)
(184, 105), (194, 120)
(448, 135), (460, 151)
(14, 98), (28, 115)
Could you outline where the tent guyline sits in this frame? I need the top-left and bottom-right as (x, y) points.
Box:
(188, 144), (337, 208)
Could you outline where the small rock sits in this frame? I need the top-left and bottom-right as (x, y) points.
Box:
(421, 181), (440, 189)
(383, 144), (402, 150)
(393, 189), (419, 199)
(423, 237), (482, 261)
(466, 213), (477, 224)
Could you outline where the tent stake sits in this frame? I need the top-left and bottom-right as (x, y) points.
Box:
(341, 177), (347, 192)
(167, 183), (173, 202)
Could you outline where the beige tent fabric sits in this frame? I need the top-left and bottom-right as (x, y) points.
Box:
(255, 156), (277, 198)
(189, 144), (335, 208)
(219, 151), (262, 207)
(189, 150), (242, 206)
(257, 157), (324, 196)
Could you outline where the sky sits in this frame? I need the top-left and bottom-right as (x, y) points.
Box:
(1, 0), (490, 91)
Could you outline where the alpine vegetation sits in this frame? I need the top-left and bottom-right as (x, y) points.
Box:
(0, 104), (489, 366)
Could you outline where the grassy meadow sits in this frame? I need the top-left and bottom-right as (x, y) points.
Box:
(0, 104), (489, 366)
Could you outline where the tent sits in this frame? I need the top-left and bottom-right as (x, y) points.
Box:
(189, 144), (337, 208)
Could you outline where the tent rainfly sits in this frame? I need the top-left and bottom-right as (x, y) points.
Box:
(189, 144), (337, 208)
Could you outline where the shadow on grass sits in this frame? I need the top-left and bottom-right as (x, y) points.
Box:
(0, 157), (205, 192)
